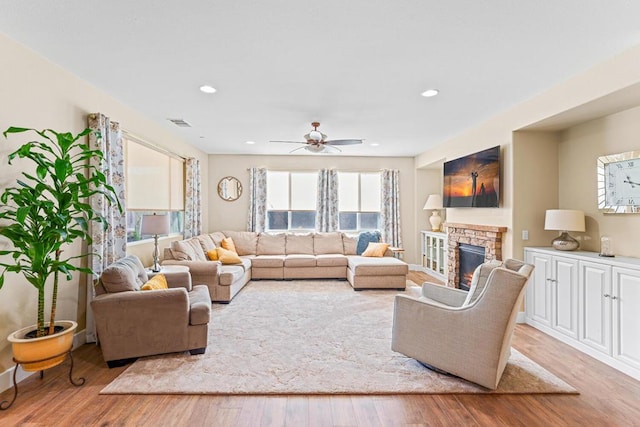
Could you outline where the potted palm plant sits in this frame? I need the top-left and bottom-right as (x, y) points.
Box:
(0, 126), (121, 372)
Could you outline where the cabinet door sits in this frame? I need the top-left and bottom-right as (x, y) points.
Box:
(552, 256), (579, 339)
(579, 261), (611, 354)
(525, 250), (552, 327)
(612, 267), (640, 371)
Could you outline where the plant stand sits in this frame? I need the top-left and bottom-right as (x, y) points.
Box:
(0, 350), (85, 410)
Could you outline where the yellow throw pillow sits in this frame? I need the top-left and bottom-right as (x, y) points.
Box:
(216, 247), (242, 264)
(206, 248), (219, 261)
(141, 274), (168, 290)
(362, 242), (390, 257)
(221, 237), (238, 254)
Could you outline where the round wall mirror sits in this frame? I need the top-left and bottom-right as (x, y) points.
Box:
(217, 176), (242, 201)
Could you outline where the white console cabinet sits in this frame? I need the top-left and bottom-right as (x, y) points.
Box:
(421, 231), (447, 281)
(525, 247), (640, 381)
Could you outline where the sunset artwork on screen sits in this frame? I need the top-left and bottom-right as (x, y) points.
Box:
(443, 146), (500, 208)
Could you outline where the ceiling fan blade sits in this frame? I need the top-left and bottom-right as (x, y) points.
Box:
(325, 139), (363, 146)
(289, 145), (308, 154)
(269, 140), (307, 144)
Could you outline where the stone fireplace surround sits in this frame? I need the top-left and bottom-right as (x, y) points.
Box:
(445, 223), (507, 288)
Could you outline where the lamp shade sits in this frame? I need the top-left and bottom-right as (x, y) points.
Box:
(141, 213), (170, 235)
(423, 194), (443, 210)
(544, 209), (585, 232)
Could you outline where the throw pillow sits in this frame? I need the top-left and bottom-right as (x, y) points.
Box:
(356, 231), (381, 255)
(362, 242), (390, 257)
(206, 249), (219, 261)
(221, 237), (238, 254)
(141, 274), (168, 291)
(216, 247), (242, 264)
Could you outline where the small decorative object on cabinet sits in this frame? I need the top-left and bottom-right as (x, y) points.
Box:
(600, 236), (615, 257)
(597, 150), (640, 213)
(421, 230), (447, 281)
(524, 247), (640, 381)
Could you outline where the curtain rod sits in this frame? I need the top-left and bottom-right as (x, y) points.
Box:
(122, 130), (186, 161)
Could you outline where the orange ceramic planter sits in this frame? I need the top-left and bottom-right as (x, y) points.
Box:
(7, 321), (77, 372)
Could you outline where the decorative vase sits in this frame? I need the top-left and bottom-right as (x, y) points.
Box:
(7, 320), (77, 372)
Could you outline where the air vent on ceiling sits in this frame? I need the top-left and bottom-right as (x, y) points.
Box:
(167, 118), (192, 128)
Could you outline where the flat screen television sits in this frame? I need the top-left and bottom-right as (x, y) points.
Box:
(443, 145), (500, 208)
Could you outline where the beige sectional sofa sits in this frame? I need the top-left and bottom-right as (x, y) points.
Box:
(162, 231), (408, 302)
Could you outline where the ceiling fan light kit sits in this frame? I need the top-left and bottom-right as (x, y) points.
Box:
(270, 122), (363, 154)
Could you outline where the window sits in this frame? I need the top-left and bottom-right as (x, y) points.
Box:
(266, 171), (318, 231)
(338, 172), (381, 231)
(125, 136), (185, 243)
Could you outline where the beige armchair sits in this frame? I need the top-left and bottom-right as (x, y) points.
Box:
(91, 255), (212, 368)
(391, 259), (534, 389)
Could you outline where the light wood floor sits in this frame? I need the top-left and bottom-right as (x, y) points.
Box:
(2, 271), (639, 426)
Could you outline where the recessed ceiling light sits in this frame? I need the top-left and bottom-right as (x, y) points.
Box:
(245, 140), (256, 145)
(421, 89), (439, 97)
(199, 85), (217, 94)
(370, 143), (380, 147)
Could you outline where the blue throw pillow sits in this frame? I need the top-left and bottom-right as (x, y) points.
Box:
(357, 231), (381, 255)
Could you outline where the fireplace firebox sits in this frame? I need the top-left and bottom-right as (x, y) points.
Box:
(458, 244), (486, 291)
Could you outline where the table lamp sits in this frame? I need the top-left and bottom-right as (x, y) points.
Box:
(423, 194), (443, 232)
(544, 209), (585, 251)
(141, 213), (170, 272)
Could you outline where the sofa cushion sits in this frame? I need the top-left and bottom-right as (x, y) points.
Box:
(141, 274), (168, 291)
(316, 254), (348, 267)
(219, 265), (247, 286)
(196, 234), (217, 254)
(286, 233), (315, 255)
(209, 231), (227, 247)
(170, 240), (197, 261)
(257, 233), (286, 255)
(314, 232), (344, 254)
(347, 256), (408, 276)
(356, 231), (381, 255)
(223, 231), (258, 256)
(284, 254), (317, 267)
(342, 234), (358, 255)
(100, 255), (148, 293)
(251, 255), (286, 268)
(362, 242), (390, 257)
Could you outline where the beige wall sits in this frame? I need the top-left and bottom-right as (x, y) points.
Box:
(208, 154), (418, 263)
(0, 33), (208, 372)
(558, 106), (640, 257)
(414, 44), (640, 263)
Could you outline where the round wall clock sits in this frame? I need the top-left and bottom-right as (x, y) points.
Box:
(597, 150), (640, 213)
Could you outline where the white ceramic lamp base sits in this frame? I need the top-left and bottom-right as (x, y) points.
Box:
(429, 211), (442, 232)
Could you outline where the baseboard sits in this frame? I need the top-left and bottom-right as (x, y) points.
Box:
(0, 328), (87, 394)
(408, 264), (423, 271)
(516, 311), (526, 324)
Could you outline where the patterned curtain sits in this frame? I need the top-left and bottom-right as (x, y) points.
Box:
(316, 169), (339, 232)
(86, 113), (127, 343)
(184, 158), (202, 239)
(380, 169), (402, 248)
(247, 167), (267, 232)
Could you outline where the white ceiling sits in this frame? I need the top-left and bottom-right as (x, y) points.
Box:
(2, 1), (640, 157)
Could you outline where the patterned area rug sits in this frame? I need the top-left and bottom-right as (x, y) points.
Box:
(101, 280), (577, 395)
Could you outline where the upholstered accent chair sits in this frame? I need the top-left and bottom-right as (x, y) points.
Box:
(91, 255), (212, 367)
(391, 259), (534, 389)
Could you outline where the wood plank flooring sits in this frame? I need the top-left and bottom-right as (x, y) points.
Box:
(2, 271), (639, 426)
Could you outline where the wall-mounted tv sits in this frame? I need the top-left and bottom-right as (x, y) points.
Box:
(443, 145), (500, 208)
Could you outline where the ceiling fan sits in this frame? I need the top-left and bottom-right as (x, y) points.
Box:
(270, 122), (363, 153)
